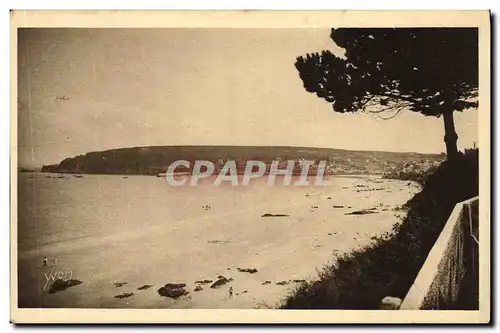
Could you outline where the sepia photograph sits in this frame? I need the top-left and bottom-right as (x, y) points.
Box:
(10, 10), (490, 324)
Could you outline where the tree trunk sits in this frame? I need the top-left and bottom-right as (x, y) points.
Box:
(443, 110), (459, 161)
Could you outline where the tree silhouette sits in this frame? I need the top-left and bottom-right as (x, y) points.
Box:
(295, 28), (478, 160)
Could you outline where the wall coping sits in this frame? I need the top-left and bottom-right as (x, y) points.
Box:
(399, 196), (479, 310)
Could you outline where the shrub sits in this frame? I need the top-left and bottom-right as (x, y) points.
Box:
(281, 151), (478, 309)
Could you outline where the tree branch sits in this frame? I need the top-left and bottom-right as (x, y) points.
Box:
(377, 105), (407, 120)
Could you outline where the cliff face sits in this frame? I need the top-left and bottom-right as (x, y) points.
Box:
(39, 145), (444, 175)
(40, 164), (60, 173)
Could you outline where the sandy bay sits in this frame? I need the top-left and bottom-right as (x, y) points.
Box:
(17, 173), (420, 308)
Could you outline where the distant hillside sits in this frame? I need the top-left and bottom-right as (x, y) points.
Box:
(18, 166), (41, 173)
(40, 145), (445, 176)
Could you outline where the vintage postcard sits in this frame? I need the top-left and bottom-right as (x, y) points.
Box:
(10, 10), (490, 324)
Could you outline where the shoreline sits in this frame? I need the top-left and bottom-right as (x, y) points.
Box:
(17, 174), (420, 308)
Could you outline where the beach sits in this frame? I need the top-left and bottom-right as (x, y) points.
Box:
(17, 173), (420, 308)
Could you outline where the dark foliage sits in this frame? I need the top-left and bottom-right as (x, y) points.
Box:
(281, 151), (478, 309)
(295, 28), (478, 117)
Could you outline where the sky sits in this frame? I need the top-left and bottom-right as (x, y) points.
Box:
(17, 28), (478, 166)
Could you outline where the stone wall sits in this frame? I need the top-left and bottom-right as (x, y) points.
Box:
(399, 196), (479, 310)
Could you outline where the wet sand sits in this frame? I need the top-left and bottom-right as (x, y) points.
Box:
(17, 174), (420, 308)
